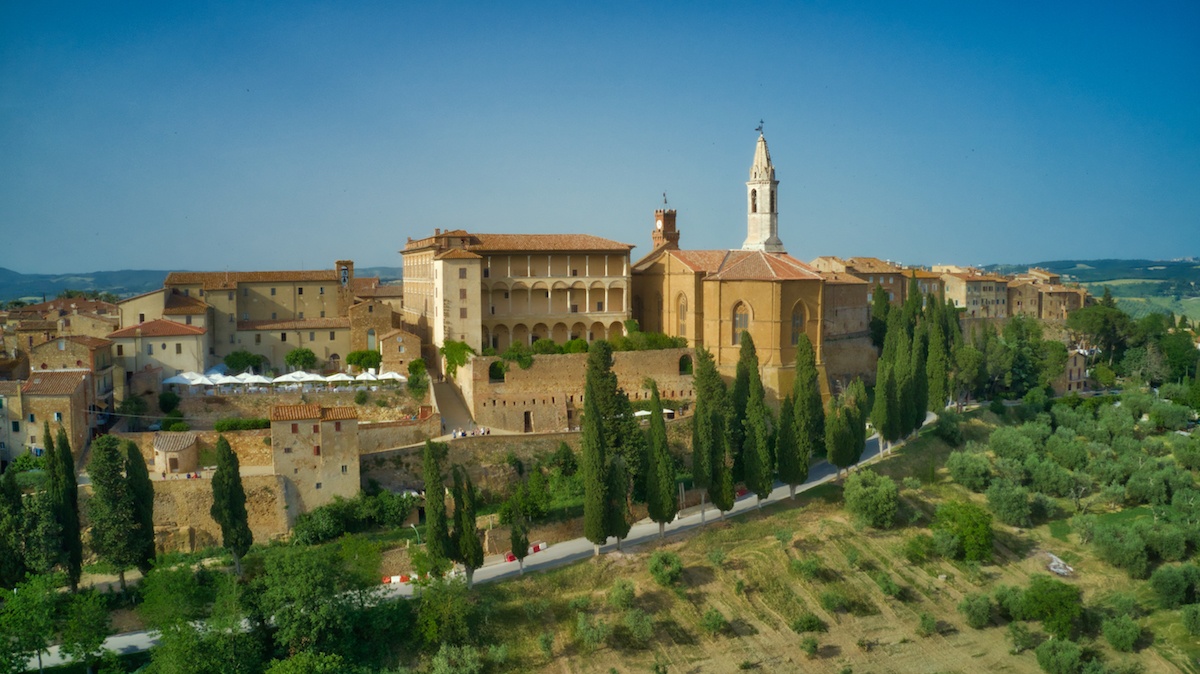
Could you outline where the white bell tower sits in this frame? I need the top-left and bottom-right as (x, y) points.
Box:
(741, 128), (785, 253)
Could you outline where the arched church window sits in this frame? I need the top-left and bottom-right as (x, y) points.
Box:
(732, 302), (749, 344)
(791, 303), (805, 346)
(677, 294), (687, 337)
(750, 189), (758, 213)
(367, 328), (377, 351)
(771, 190), (776, 214)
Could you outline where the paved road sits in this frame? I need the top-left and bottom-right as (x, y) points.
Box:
(29, 413), (933, 670)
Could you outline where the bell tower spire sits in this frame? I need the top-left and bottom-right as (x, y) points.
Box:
(741, 125), (785, 253)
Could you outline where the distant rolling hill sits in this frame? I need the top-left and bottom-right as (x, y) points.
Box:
(0, 266), (403, 304)
(984, 258), (1200, 284)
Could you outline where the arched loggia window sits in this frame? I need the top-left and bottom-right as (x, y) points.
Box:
(733, 302), (749, 344)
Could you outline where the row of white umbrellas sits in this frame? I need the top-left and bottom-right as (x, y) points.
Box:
(163, 370), (406, 386)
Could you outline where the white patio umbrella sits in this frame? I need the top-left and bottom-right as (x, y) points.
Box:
(297, 371), (326, 382)
(355, 371), (378, 382)
(205, 363), (230, 376)
(163, 374), (193, 385)
(272, 371), (308, 384)
(325, 372), (355, 383)
(178, 371), (205, 382)
(210, 374), (241, 385)
(189, 375), (216, 386)
(242, 374), (272, 385)
(377, 371), (407, 382)
(633, 410), (652, 417)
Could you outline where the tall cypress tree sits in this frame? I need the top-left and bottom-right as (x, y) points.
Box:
(606, 453), (632, 550)
(88, 435), (139, 591)
(452, 466), (484, 587)
(894, 325), (915, 438)
(926, 298), (950, 411)
(845, 379), (870, 456)
(691, 348), (716, 523)
(792, 334), (825, 458)
(0, 467), (27, 589)
(581, 379), (609, 555)
(742, 373), (773, 509)
(910, 321), (930, 432)
(711, 406), (735, 517)
(124, 440), (156, 574)
(825, 394), (854, 478)
(869, 284), (891, 351)
(210, 435), (252, 576)
(645, 381), (677, 538)
(586, 340), (645, 501)
(508, 492), (529, 575)
(775, 395), (807, 499)
(901, 272), (923, 333)
(729, 332), (756, 483)
(449, 464), (466, 562)
(421, 440), (451, 576)
(50, 425), (82, 591)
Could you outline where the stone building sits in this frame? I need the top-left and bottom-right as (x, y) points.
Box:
(401, 230), (634, 361)
(941, 271), (1009, 318)
(811, 257), (909, 304)
(1007, 269), (1088, 322)
(19, 370), (90, 462)
(153, 431), (200, 475)
(28, 336), (115, 420)
(1053, 350), (1090, 395)
(108, 319), (208, 379)
(269, 404), (360, 523)
(631, 132), (876, 399)
(0, 381), (23, 464)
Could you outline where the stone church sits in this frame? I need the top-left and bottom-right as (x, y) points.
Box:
(631, 132), (876, 400)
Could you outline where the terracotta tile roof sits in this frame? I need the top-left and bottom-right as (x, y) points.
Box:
(16, 320), (57, 331)
(354, 284), (404, 298)
(153, 431), (198, 453)
(705, 251), (823, 282)
(16, 299), (118, 316)
(108, 319), (207, 339)
(33, 335), (113, 350)
(0, 381), (20, 397)
(117, 288), (164, 304)
(435, 248), (483, 260)
(165, 269), (378, 291)
(671, 250), (731, 274)
(845, 257), (903, 274)
(380, 328), (417, 341)
(906, 269), (943, 280)
(403, 230), (478, 251)
(471, 233), (633, 252)
(22, 370), (88, 396)
(943, 272), (1008, 283)
(163, 290), (209, 315)
(818, 271), (868, 285)
(237, 317), (350, 331)
(270, 404), (358, 422)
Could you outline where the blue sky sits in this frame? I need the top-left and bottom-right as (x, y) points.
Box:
(2, 1), (1197, 274)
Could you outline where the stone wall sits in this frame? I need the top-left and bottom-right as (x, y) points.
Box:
(823, 334), (879, 392)
(458, 348), (695, 433)
(79, 474), (289, 553)
(113, 429), (274, 468)
(358, 417), (440, 454)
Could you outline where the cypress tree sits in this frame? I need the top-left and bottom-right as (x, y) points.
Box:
(870, 284), (890, 351)
(792, 334), (825, 458)
(775, 395), (807, 499)
(871, 362), (895, 453)
(845, 379), (870, 455)
(826, 395), (855, 478)
(0, 467), (27, 589)
(508, 493), (529, 575)
(453, 466), (484, 587)
(711, 406), (735, 517)
(691, 348), (716, 523)
(926, 299), (950, 411)
(606, 452), (632, 550)
(901, 272), (922, 333)
(124, 440), (156, 574)
(581, 379), (609, 555)
(88, 435), (139, 592)
(209, 435), (252, 577)
(910, 321), (930, 432)
(645, 381), (677, 538)
(421, 439), (451, 575)
(586, 340), (645, 500)
(742, 374), (773, 509)
(50, 425), (82, 591)
(729, 332), (756, 482)
(449, 464), (465, 561)
(894, 325), (915, 438)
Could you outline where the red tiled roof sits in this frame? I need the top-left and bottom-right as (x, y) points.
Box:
(435, 248), (483, 260)
(237, 317), (350, 331)
(15, 298), (118, 317)
(818, 272), (868, 285)
(471, 233), (633, 252)
(165, 270), (378, 291)
(163, 290), (209, 315)
(15, 320), (57, 331)
(705, 251), (823, 282)
(153, 432), (198, 453)
(0, 381), (20, 397)
(270, 404), (358, 422)
(108, 319), (207, 339)
(844, 257), (903, 274)
(354, 284), (404, 298)
(671, 250), (730, 274)
(22, 370), (88, 396)
(32, 335), (112, 351)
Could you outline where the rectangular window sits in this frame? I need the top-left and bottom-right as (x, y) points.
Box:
(458, 268), (467, 279)
(298, 312), (304, 319)
(271, 312), (277, 320)
(11, 422), (18, 433)
(298, 287), (303, 295)
(309, 332), (315, 341)
(28, 414), (35, 423)
(329, 332), (335, 340)
(335, 422), (341, 432)
(368, 305), (373, 313)
(228, 292), (234, 300)
(116, 345), (124, 356)
(54, 412), (62, 422)
(459, 308), (467, 319)
(139, 313), (145, 323)
(229, 314), (234, 322)
(283, 446), (292, 454)
(291, 423), (298, 433)
(183, 288), (189, 296)
(596, 301), (604, 311)
(281, 333), (287, 342)
(315, 482), (322, 490)
(230, 335), (235, 344)
(313, 445), (321, 456)
(341, 465), (348, 474)
(319, 287), (324, 295)
(312, 424), (319, 433)
(243, 287), (248, 296)
(175, 343), (182, 354)
(270, 288), (276, 296)
(146, 344), (153, 355)
(242, 312), (249, 321)
(320, 310), (325, 318)
(255, 334), (262, 344)
(482, 268), (490, 278)
(459, 288), (467, 299)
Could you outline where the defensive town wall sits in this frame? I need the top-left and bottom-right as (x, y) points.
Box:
(457, 348), (695, 434)
(80, 474), (289, 554)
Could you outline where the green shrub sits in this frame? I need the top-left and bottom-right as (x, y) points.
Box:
(932, 529), (961, 560)
(842, 470), (899, 529)
(1023, 575), (1082, 640)
(1094, 523), (1150, 579)
(800, 636), (819, 658)
(946, 447), (992, 491)
(575, 613), (611, 651)
(872, 572), (902, 599)
(1101, 615), (1140, 652)
(986, 479), (1033, 527)
(706, 550), (727, 569)
(213, 417), (271, 432)
(648, 551), (683, 587)
(538, 631), (554, 660)
(932, 500), (994, 562)
(902, 476), (922, 491)
(354, 390), (369, 405)
(700, 608), (727, 637)
(790, 612), (827, 633)
(932, 410), (963, 446)
(902, 534), (936, 564)
(994, 585), (1027, 621)
(792, 557), (823, 581)
(1035, 639), (1082, 674)
(958, 593), (993, 629)
(166, 422), (190, 432)
(819, 590), (848, 613)
(622, 608), (654, 647)
(531, 338), (561, 355)
(916, 612), (937, 637)
(1007, 622), (1037, 654)
(608, 579), (635, 610)
(158, 391), (180, 414)
(1149, 563), (1200, 609)
(1182, 604), (1200, 636)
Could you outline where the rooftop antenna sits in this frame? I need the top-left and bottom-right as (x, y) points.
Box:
(756, 119), (764, 135)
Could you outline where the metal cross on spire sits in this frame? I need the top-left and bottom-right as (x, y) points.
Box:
(755, 119), (764, 135)
(663, 192), (668, 205)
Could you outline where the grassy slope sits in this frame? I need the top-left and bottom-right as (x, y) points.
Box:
(472, 412), (1193, 673)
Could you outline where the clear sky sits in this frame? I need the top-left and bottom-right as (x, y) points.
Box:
(2, 1), (1198, 274)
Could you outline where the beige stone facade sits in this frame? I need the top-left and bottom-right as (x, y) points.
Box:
(20, 370), (90, 463)
(401, 230), (634, 366)
(1053, 350), (1089, 395)
(942, 272), (1009, 318)
(28, 335), (115, 417)
(270, 405), (360, 523)
(108, 319), (208, 379)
